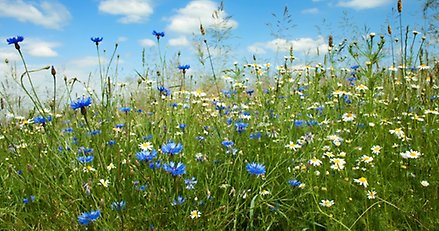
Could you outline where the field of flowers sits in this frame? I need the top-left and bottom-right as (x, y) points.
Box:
(1, 6), (439, 231)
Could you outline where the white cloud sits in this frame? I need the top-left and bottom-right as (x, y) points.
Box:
(248, 36), (328, 55)
(302, 8), (319, 15)
(166, 0), (238, 34)
(0, 0), (71, 29)
(248, 44), (267, 55)
(0, 48), (20, 62)
(169, 36), (190, 47)
(337, 0), (392, 9)
(67, 56), (104, 68)
(99, 0), (153, 23)
(139, 39), (155, 47)
(24, 40), (60, 57)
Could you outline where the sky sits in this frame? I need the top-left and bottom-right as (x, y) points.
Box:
(0, 0), (433, 88)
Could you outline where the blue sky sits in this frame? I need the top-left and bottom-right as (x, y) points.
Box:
(0, 0), (431, 83)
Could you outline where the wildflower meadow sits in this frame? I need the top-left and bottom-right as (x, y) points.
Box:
(0, 1), (438, 230)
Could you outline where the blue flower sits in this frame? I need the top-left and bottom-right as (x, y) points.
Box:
(136, 149), (157, 161)
(7, 36), (24, 49)
(71, 96), (92, 110)
(178, 64), (190, 71)
(222, 140), (234, 148)
(171, 196), (185, 206)
(33, 115), (52, 124)
(149, 161), (161, 170)
(78, 210), (101, 225)
(91, 37), (103, 45)
(294, 120), (305, 127)
(111, 201), (126, 211)
(62, 127), (74, 133)
(88, 130), (101, 136)
(235, 122), (249, 133)
(78, 147), (93, 154)
(107, 140), (116, 145)
(249, 132), (261, 139)
(351, 65), (360, 70)
(153, 30), (165, 39)
(163, 162), (186, 176)
(288, 179), (302, 187)
(77, 155), (94, 163)
(184, 177), (197, 190)
(161, 141), (183, 155)
(115, 123), (125, 129)
(7, 36), (24, 45)
(246, 162), (266, 176)
(157, 86), (171, 96)
(119, 107), (131, 113)
(179, 123), (187, 130)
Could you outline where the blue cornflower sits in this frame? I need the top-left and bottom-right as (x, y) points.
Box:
(246, 90), (255, 96)
(235, 122), (249, 133)
(23, 195), (36, 204)
(178, 64), (190, 73)
(119, 107), (131, 113)
(152, 30), (165, 40)
(115, 123), (125, 129)
(88, 130), (101, 136)
(157, 86), (171, 96)
(7, 36), (24, 45)
(111, 201), (126, 211)
(78, 147), (93, 154)
(91, 37), (103, 45)
(294, 120), (306, 127)
(222, 140), (234, 148)
(351, 65), (360, 70)
(249, 132), (262, 139)
(62, 127), (74, 133)
(171, 196), (185, 206)
(288, 179), (302, 187)
(195, 136), (205, 141)
(149, 160), (161, 170)
(246, 162), (266, 176)
(136, 149), (157, 161)
(179, 123), (187, 130)
(77, 155), (94, 163)
(307, 120), (319, 126)
(184, 177), (197, 190)
(226, 118), (233, 125)
(107, 140), (116, 145)
(143, 134), (153, 140)
(161, 141), (183, 155)
(163, 162), (186, 176)
(71, 96), (92, 110)
(7, 36), (24, 49)
(33, 115), (52, 124)
(78, 210), (101, 225)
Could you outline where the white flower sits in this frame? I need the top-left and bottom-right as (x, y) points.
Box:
(190, 210), (201, 219)
(320, 199), (335, 207)
(420, 181), (429, 187)
(367, 190), (377, 199)
(99, 179), (110, 188)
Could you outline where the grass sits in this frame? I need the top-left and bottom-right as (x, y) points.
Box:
(1, 8), (439, 231)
